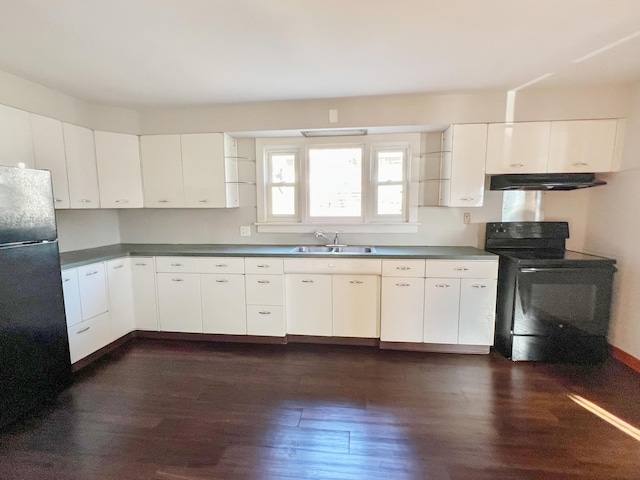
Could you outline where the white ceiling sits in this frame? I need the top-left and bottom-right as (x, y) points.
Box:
(1, 0), (640, 108)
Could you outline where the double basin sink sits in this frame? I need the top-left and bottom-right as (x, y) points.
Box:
(290, 246), (376, 254)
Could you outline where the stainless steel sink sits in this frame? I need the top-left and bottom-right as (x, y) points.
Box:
(290, 246), (376, 254)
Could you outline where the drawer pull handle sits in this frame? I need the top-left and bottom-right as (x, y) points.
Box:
(454, 267), (469, 271)
(471, 284), (487, 289)
(55, 198), (63, 203)
(113, 265), (124, 269)
(216, 279), (229, 283)
(172, 278), (184, 282)
(301, 280), (314, 283)
(135, 263), (147, 266)
(435, 284), (450, 288)
(62, 278), (71, 283)
(572, 162), (589, 166)
(396, 266), (411, 270)
(257, 280), (271, 284)
(171, 263), (183, 266)
(459, 197), (473, 201)
(396, 282), (411, 287)
(215, 264), (228, 267)
(158, 200), (169, 203)
(258, 311), (272, 315)
(85, 271), (99, 276)
(198, 199), (210, 203)
(80, 199), (92, 203)
(77, 326), (91, 334)
(349, 280), (363, 284)
(257, 264), (270, 268)
(509, 163), (524, 168)
(115, 199), (129, 203)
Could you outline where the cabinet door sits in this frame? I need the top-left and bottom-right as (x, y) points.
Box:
(131, 258), (159, 331)
(106, 258), (135, 341)
(380, 277), (425, 342)
(67, 312), (111, 364)
(548, 120), (618, 173)
(458, 278), (497, 346)
(63, 123), (100, 208)
(156, 273), (201, 333)
(447, 124), (487, 207)
(245, 274), (284, 306)
(201, 274), (246, 334)
(140, 135), (184, 208)
(423, 278), (460, 344)
(486, 122), (550, 174)
(77, 262), (108, 320)
(61, 269), (82, 328)
(332, 275), (380, 338)
(285, 274), (332, 336)
(95, 131), (143, 208)
(181, 133), (227, 208)
(31, 114), (70, 208)
(0, 104), (34, 168)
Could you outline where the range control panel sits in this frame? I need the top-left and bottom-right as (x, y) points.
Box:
(486, 222), (569, 240)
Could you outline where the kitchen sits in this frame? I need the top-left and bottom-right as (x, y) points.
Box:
(2, 1), (640, 478)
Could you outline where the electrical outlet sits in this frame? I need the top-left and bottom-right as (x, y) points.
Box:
(240, 226), (251, 237)
(463, 212), (471, 224)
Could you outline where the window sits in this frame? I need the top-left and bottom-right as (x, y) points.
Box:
(256, 134), (420, 233)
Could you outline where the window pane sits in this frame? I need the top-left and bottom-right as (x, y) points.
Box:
(377, 151), (404, 182)
(271, 186), (295, 215)
(377, 185), (403, 215)
(309, 148), (362, 217)
(271, 154), (296, 183)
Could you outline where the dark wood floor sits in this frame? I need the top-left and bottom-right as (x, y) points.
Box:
(1, 339), (640, 480)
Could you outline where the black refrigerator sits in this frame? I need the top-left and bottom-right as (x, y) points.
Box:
(0, 165), (72, 429)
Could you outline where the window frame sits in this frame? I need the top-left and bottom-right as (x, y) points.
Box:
(255, 133), (420, 233)
(264, 148), (300, 222)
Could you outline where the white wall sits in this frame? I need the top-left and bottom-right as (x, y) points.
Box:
(56, 210), (121, 252)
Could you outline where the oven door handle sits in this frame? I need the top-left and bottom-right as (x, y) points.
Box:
(520, 266), (617, 273)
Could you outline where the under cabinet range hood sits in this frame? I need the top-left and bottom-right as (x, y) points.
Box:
(489, 173), (607, 191)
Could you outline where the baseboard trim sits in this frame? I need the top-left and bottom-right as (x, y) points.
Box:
(379, 341), (490, 354)
(287, 335), (379, 347)
(136, 331), (288, 345)
(611, 345), (640, 373)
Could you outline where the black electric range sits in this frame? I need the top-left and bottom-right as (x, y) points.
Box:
(485, 222), (616, 363)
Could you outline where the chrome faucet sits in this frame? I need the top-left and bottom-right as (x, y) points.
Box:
(313, 230), (332, 244)
(332, 231), (340, 245)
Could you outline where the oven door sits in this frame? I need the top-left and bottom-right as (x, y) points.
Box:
(513, 265), (615, 337)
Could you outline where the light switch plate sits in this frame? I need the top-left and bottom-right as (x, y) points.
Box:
(240, 226), (251, 237)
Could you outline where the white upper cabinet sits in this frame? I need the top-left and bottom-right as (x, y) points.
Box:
(30, 114), (70, 208)
(441, 124), (487, 207)
(63, 123), (101, 208)
(140, 134), (185, 208)
(547, 120), (619, 173)
(485, 122), (551, 174)
(95, 131), (143, 208)
(0, 104), (35, 168)
(181, 133), (238, 208)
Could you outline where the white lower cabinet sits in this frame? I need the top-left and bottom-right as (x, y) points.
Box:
(285, 274), (332, 336)
(156, 273), (202, 333)
(77, 262), (108, 320)
(332, 275), (380, 338)
(423, 278), (461, 344)
(106, 258), (135, 341)
(61, 269), (82, 328)
(380, 277), (425, 342)
(458, 278), (498, 345)
(67, 312), (111, 364)
(201, 274), (246, 334)
(131, 258), (159, 331)
(246, 305), (285, 337)
(245, 258), (286, 336)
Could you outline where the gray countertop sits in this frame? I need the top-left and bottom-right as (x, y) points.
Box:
(59, 243), (497, 269)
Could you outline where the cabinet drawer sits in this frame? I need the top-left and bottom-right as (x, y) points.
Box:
(382, 259), (426, 277)
(199, 257), (245, 274)
(77, 262), (108, 320)
(67, 312), (110, 364)
(245, 257), (284, 274)
(246, 305), (285, 337)
(284, 258), (381, 275)
(425, 260), (498, 279)
(155, 256), (199, 273)
(245, 275), (284, 305)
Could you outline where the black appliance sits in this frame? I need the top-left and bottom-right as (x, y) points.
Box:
(0, 165), (72, 428)
(485, 221), (616, 363)
(489, 173), (606, 191)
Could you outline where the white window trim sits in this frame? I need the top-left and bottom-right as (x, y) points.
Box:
(255, 133), (421, 233)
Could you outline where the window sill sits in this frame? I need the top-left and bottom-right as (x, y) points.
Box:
(255, 222), (420, 234)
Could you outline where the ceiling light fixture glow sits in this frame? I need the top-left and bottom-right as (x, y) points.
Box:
(301, 129), (368, 137)
(572, 30), (640, 64)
